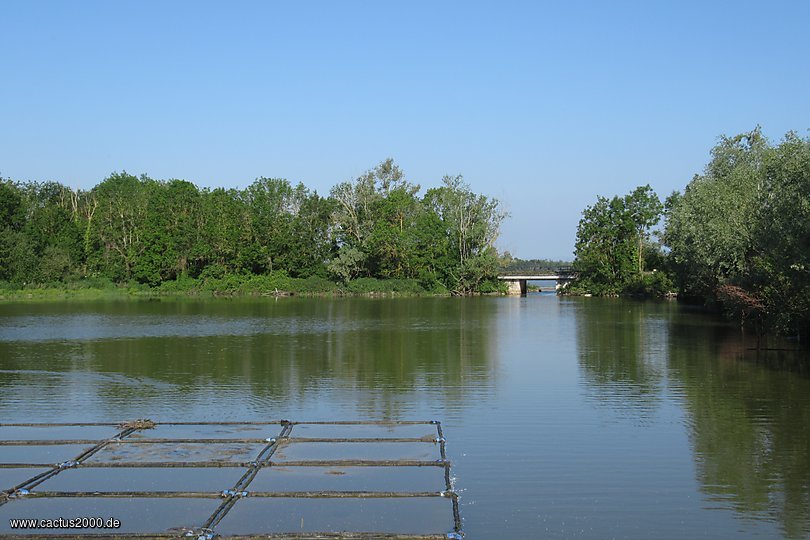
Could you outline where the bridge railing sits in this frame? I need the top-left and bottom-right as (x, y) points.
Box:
(497, 266), (576, 276)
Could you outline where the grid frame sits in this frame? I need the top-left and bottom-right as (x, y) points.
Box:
(0, 420), (462, 539)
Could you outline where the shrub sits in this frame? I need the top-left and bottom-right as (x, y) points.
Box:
(295, 276), (338, 293)
(622, 271), (674, 297)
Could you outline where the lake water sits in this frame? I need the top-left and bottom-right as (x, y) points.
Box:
(1, 295), (809, 538)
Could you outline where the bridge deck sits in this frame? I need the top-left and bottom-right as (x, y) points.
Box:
(497, 274), (574, 280)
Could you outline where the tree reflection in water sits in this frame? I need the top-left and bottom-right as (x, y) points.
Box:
(0, 297), (498, 421)
(576, 298), (810, 538)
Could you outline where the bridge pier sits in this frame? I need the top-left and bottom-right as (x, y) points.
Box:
(505, 279), (527, 295)
(498, 269), (576, 296)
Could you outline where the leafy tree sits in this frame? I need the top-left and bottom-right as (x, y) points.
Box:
(90, 172), (153, 281)
(19, 181), (84, 281)
(750, 132), (810, 336)
(330, 161), (398, 250)
(573, 195), (635, 293)
(133, 179), (203, 284)
(329, 159), (421, 278)
(281, 186), (335, 277)
(625, 185), (663, 275)
(425, 175), (506, 293)
(573, 185), (663, 295)
(663, 128), (810, 337)
(327, 245), (366, 283)
(198, 187), (246, 273)
(663, 130), (766, 299)
(0, 179), (25, 231)
(0, 180), (29, 282)
(367, 185), (422, 278)
(0, 160), (507, 295)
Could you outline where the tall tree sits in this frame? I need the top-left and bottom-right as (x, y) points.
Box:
(573, 186), (663, 294)
(198, 187), (246, 274)
(329, 159), (419, 279)
(662, 129), (766, 298)
(425, 175), (506, 293)
(624, 185), (663, 275)
(663, 128), (810, 336)
(90, 172), (153, 281)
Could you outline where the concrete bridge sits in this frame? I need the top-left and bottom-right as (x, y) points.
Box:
(498, 267), (576, 295)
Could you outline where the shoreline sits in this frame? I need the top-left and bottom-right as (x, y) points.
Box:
(0, 282), (478, 302)
(0, 287), (454, 302)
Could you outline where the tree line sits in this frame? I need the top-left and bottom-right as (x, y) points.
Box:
(0, 159), (506, 295)
(572, 128), (810, 338)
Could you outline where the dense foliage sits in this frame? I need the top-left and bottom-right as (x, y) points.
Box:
(664, 129), (810, 337)
(572, 128), (810, 338)
(571, 185), (669, 296)
(0, 160), (506, 295)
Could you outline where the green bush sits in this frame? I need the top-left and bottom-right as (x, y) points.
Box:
(477, 278), (507, 294)
(156, 276), (199, 293)
(71, 276), (117, 290)
(241, 271), (294, 293)
(346, 277), (386, 294)
(622, 271), (674, 297)
(345, 277), (425, 294)
(199, 263), (228, 280)
(386, 279), (425, 294)
(202, 274), (246, 293)
(295, 276), (338, 293)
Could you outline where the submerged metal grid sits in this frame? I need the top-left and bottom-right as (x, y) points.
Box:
(0, 420), (462, 539)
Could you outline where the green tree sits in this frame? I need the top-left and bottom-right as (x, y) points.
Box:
(133, 179), (203, 284)
(198, 187), (246, 275)
(280, 185), (335, 277)
(573, 186), (663, 295)
(367, 185), (423, 278)
(0, 160), (508, 295)
(625, 185), (663, 275)
(750, 131), (810, 336)
(22, 181), (83, 281)
(0, 179), (25, 231)
(327, 245), (366, 283)
(329, 159), (420, 278)
(573, 195), (635, 293)
(663, 128), (810, 337)
(0, 180), (28, 282)
(663, 129), (766, 300)
(90, 172), (153, 281)
(425, 175), (506, 294)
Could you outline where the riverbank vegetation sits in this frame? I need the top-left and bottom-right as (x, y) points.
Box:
(0, 273), (441, 301)
(571, 128), (810, 338)
(570, 184), (670, 297)
(0, 160), (507, 298)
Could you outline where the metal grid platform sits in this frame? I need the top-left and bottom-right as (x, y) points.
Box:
(0, 420), (462, 539)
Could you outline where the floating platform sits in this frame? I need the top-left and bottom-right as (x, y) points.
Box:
(0, 420), (461, 539)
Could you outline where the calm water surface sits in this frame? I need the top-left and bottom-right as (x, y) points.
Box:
(1, 295), (809, 538)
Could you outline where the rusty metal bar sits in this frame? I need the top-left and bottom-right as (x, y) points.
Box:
(0, 534), (447, 540)
(21, 490), (445, 499)
(0, 420), (434, 427)
(268, 459), (449, 467)
(2, 459), (449, 469)
(0, 436), (439, 445)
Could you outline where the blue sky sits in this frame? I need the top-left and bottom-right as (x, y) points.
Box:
(1, 1), (808, 260)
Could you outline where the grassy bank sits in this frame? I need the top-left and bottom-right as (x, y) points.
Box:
(0, 272), (507, 301)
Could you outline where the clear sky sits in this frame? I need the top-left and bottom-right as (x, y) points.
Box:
(1, 1), (808, 260)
